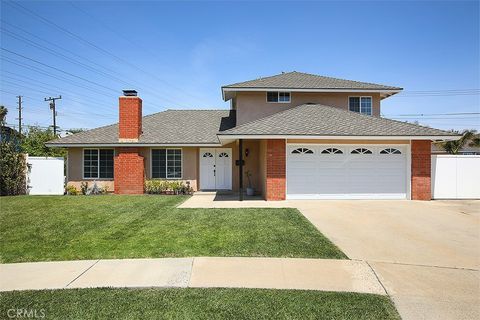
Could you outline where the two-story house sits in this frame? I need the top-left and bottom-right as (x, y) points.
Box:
(47, 71), (458, 200)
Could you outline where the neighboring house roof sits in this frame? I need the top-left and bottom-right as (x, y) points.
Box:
(218, 104), (457, 138)
(47, 110), (236, 146)
(222, 71), (402, 100)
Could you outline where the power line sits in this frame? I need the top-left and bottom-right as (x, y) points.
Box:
(1, 23), (191, 109)
(6, 1), (203, 105)
(1, 48), (119, 93)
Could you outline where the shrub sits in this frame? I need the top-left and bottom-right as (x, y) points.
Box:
(66, 185), (78, 195)
(80, 182), (88, 195)
(144, 180), (193, 195)
(0, 141), (27, 196)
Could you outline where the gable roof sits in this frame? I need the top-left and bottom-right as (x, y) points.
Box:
(46, 110), (236, 147)
(222, 71), (402, 100)
(218, 104), (457, 138)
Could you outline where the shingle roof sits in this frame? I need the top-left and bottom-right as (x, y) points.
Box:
(47, 110), (236, 146)
(223, 71), (402, 90)
(219, 104), (455, 137)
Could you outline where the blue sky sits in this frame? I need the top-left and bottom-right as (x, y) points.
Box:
(1, 0), (479, 131)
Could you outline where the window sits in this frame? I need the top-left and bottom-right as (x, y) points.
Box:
(349, 97), (372, 115)
(267, 91), (290, 103)
(321, 148), (343, 154)
(218, 152), (229, 158)
(351, 148), (372, 154)
(202, 152), (213, 158)
(291, 148), (314, 154)
(380, 148), (401, 155)
(152, 149), (182, 179)
(83, 149), (114, 179)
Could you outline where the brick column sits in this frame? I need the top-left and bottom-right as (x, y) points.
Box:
(265, 139), (286, 200)
(411, 140), (431, 200)
(114, 148), (144, 194)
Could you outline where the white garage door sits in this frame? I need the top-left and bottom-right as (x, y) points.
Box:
(287, 145), (408, 199)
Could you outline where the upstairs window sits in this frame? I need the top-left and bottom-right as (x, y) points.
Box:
(349, 97), (372, 115)
(267, 91), (290, 103)
(83, 149), (114, 179)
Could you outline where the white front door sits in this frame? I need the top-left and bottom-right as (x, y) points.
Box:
(199, 148), (232, 190)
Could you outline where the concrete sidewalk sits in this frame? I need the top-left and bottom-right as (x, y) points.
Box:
(0, 257), (385, 295)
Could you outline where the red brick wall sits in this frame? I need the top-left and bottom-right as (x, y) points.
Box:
(119, 97), (142, 140)
(114, 148), (144, 194)
(265, 139), (286, 200)
(411, 140), (432, 200)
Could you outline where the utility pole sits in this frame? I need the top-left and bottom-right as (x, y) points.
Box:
(44, 95), (61, 136)
(16, 95), (22, 134)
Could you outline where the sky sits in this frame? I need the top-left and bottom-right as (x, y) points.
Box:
(1, 0), (479, 132)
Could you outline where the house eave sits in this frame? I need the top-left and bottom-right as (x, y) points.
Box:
(217, 134), (460, 141)
(221, 87), (402, 101)
(45, 142), (223, 148)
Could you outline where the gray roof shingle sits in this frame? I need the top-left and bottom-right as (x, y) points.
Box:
(223, 71), (402, 90)
(219, 104), (455, 137)
(47, 110), (236, 146)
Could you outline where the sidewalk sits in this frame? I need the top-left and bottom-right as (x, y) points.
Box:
(0, 257), (386, 295)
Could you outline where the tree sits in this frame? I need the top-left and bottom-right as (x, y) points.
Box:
(0, 105), (7, 124)
(21, 126), (66, 158)
(0, 107), (26, 196)
(439, 130), (478, 154)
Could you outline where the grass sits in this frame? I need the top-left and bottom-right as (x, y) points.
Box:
(0, 288), (401, 320)
(0, 195), (346, 263)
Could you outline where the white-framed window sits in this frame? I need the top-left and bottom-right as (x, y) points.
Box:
(83, 149), (114, 179)
(351, 148), (373, 154)
(266, 91), (291, 103)
(291, 147), (314, 154)
(151, 148), (182, 179)
(349, 97), (372, 115)
(380, 148), (402, 155)
(321, 148), (343, 154)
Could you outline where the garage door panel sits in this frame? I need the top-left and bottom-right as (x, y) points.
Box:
(287, 144), (407, 200)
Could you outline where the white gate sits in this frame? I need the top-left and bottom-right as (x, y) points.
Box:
(27, 156), (65, 195)
(431, 155), (480, 199)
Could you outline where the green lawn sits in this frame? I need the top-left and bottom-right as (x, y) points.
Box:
(0, 288), (400, 320)
(0, 195), (346, 263)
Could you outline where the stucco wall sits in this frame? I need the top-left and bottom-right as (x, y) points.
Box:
(235, 91), (381, 125)
(67, 146), (199, 192)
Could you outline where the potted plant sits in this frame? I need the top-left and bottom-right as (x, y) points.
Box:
(245, 170), (254, 196)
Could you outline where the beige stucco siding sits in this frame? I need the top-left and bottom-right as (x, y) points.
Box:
(67, 146), (199, 191)
(235, 92), (381, 125)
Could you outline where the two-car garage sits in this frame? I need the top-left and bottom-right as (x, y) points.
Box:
(286, 144), (408, 199)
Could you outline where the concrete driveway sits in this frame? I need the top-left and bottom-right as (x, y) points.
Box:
(295, 200), (480, 320)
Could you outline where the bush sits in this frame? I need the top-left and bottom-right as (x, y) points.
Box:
(81, 182), (88, 195)
(145, 180), (193, 195)
(0, 141), (27, 196)
(66, 185), (78, 195)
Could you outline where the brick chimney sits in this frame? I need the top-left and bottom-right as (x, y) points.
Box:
(119, 90), (142, 142)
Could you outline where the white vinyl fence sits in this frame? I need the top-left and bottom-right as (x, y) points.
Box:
(27, 156), (65, 195)
(431, 155), (480, 199)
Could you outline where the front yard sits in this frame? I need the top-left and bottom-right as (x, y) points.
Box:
(0, 288), (400, 320)
(0, 195), (346, 263)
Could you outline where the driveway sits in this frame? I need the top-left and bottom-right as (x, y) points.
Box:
(295, 200), (480, 320)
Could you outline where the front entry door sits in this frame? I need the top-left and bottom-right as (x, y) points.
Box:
(199, 148), (232, 190)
